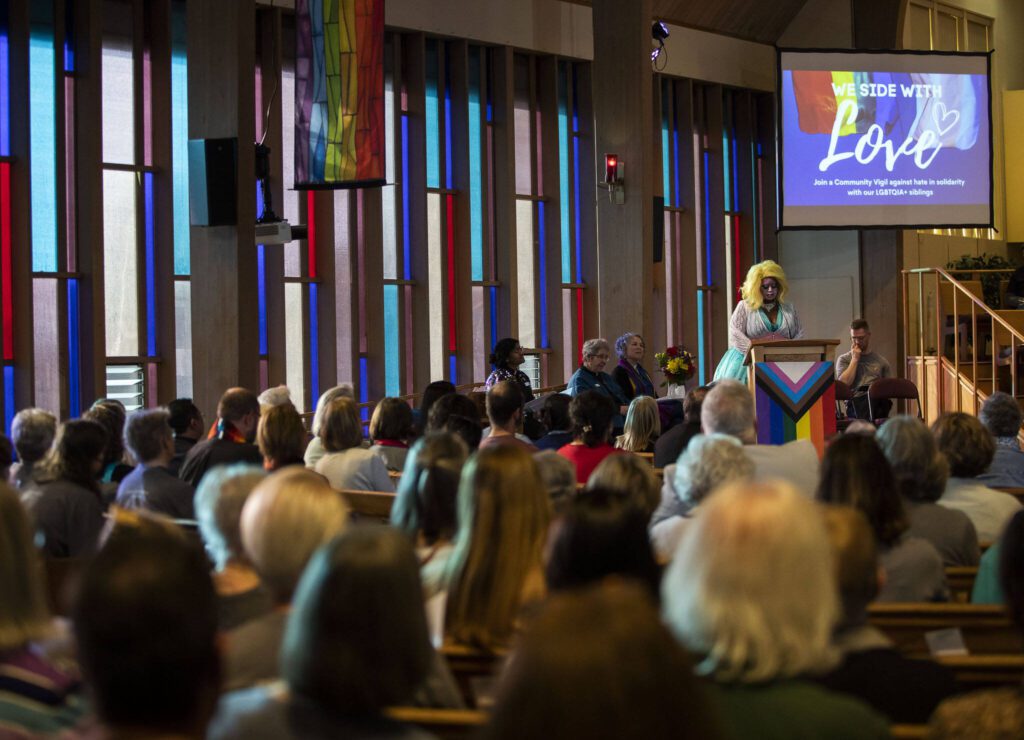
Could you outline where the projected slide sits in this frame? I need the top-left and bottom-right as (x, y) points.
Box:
(778, 50), (991, 229)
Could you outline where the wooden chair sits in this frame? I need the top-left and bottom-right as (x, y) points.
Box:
(867, 603), (1022, 658)
(386, 707), (487, 740)
(867, 378), (921, 423)
(340, 489), (396, 521)
(946, 566), (979, 604)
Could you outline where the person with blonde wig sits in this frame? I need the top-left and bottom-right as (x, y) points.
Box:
(662, 480), (888, 739)
(713, 260), (804, 382)
(0, 483), (85, 734)
(443, 445), (551, 649)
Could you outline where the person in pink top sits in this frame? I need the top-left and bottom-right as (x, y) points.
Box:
(558, 391), (622, 484)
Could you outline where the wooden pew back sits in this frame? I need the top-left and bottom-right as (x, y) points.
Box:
(868, 603), (1022, 657)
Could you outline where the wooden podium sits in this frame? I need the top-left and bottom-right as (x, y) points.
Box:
(743, 339), (840, 456)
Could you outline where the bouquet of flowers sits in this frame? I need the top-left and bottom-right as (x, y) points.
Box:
(655, 345), (696, 386)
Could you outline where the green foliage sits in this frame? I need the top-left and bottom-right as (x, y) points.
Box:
(945, 253), (1014, 308)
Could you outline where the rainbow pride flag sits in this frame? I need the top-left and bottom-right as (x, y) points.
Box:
(754, 361), (836, 457)
(295, 0), (384, 188)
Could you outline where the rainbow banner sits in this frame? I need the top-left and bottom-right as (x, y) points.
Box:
(295, 0), (385, 189)
(754, 361), (836, 457)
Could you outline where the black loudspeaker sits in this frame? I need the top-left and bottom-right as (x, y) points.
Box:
(188, 138), (238, 227)
(653, 196), (664, 263)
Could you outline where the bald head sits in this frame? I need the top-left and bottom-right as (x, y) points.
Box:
(700, 380), (756, 444)
(217, 388), (260, 442)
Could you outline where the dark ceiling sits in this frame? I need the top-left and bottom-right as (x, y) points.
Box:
(569, 0), (814, 45)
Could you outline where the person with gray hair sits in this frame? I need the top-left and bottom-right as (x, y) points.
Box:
(194, 464), (272, 631)
(875, 416), (978, 567)
(116, 408), (197, 520)
(224, 467), (348, 691)
(304, 383), (355, 468)
(661, 480), (888, 738)
(650, 380), (819, 531)
(650, 434), (754, 561)
(8, 407), (57, 499)
(567, 337), (630, 430)
(978, 391), (1024, 488)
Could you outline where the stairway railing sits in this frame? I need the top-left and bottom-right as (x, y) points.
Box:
(902, 267), (1024, 420)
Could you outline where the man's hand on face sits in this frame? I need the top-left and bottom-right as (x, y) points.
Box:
(850, 342), (862, 361)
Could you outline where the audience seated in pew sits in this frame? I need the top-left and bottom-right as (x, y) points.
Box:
(662, 481), (889, 740)
(209, 527), (461, 740)
(929, 503), (1024, 738)
(390, 432), (468, 597)
(8, 407), (57, 501)
(932, 412), (1022, 542)
(615, 396), (660, 454)
(816, 506), (958, 723)
(303, 383), (355, 468)
(179, 388), (263, 489)
(817, 434), (947, 602)
(972, 509), (1024, 605)
(977, 391), (1024, 488)
(256, 403), (307, 472)
(545, 485), (661, 601)
(558, 391), (622, 484)
(68, 511), (219, 740)
(425, 392), (479, 435)
(414, 380), (457, 437)
(167, 397), (204, 476)
(83, 399), (133, 491)
(314, 396), (395, 493)
(193, 464), (274, 631)
(651, 379), (819, 531)
(27, 419), (108, 559)
(650, 434), (754, 562)
(533, 450), (577, 515)
(0, 482), (85, 736)
(369, 397), (416, 472)
(533, 393), (573, 452)
(478, 381), (537, 452)
(876, 416), (980, 567)
(585, 452), (660, 519)
(652, 384), (708, 469)
(483, 583), (726, 740)
(116, 408), (196, 519)
(443, 445), (550, 650)
(224, 468), (348, 691)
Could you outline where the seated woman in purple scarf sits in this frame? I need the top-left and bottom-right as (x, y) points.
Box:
(611, 334), (656, 400)
(611, 333), (681, 431)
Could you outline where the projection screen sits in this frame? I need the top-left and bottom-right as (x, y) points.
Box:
(777, 49), (992, 229)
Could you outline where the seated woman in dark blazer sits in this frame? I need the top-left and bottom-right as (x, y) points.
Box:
(611, 333), (656, 400)
(567, 338), (629, 430)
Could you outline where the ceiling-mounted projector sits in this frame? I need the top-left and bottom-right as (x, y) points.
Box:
(255, 220), (308, 245)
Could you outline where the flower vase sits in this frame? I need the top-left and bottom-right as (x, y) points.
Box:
(667, 382), (686, 399)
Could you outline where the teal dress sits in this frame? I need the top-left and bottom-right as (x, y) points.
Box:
(713, 301), (804, 383)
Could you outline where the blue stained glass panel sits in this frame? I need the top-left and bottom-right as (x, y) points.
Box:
(468, 49), (483, 281)
(425, 41), (439, 189)
(3, 365), (13, 442)
(171, 3), (189, 275)
(29, 28), (57, 273)
(384, 284), (399, 395)
(557, 65), (570, 284)
(309, 283), (320, 403)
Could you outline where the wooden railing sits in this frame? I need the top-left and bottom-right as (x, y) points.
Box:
(902, 267), (1024, 420)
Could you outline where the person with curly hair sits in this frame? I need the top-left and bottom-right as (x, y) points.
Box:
(713, 260), (804, 382)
